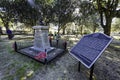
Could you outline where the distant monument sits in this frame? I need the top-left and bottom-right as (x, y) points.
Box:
(30, 25), (54, 52)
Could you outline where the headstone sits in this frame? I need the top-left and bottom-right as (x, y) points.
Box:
(30, 26), (54, 52)
(70, 33), (113, 68)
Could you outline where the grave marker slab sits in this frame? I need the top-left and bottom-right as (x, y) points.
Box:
(70, 33), (113, 68)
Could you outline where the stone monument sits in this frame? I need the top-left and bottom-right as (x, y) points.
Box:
(30, 25), (54, 52)
(15, 0), (65, 63)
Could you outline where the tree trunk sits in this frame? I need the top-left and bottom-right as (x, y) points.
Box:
(96, 0), (118, 36)
(62, 27), (66, 35)
(80, 25), (83, 35)
(58, 27), (60, 34)
(4, 22), (11, 39)
(103, 17), (112, 36)
(4, 22), (9, 31)
(93, 26), (96, 33)
(103, 25), (111, 36)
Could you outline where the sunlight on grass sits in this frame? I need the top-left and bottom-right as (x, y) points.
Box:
(106, 56), (113, 60)
(21, 76), (27, 80)
(105, 50), (111, 53)
(113, 36), (120, 40)
(20, 70), (34, 80)
(113, 57), (120, 61)
(26, 70), (34, 77)
(114, 46), (120, 48)
(86, 71), (97, 80)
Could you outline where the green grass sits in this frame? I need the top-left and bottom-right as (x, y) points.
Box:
(1, 39), (50, 80)
(2, 75), (14, 80)
(1, 60), (43, 80)
(15, 67), (26, 79)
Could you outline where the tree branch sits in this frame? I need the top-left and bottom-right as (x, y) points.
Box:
(97, 0), (105, 28)
(0, 13), (5, 25)
(115, 9), (120, 18)
(111, 0), (118, 11)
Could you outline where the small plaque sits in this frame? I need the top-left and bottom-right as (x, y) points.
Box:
(70, 33), (113, 68)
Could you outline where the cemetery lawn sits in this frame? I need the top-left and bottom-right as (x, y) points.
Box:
(0, 35), (120, 80)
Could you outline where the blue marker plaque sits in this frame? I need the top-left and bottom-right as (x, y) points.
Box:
(70, 33), (113, 68)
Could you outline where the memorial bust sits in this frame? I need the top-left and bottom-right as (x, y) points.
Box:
(38, 19), (48, 26)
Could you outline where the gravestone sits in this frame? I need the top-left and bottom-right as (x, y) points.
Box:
(30, 26), (54, 52)
(70, 33), (113, 68)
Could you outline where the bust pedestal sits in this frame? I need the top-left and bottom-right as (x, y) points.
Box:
(30, 25), (54, 52)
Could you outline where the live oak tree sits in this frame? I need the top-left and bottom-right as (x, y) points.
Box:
(0, 0), (39, 33)
(74, 1), (99, 35)
(0, 0), (55, 31)
(0, 0), (14, 31)
(30, 0), (83, 34)
(30, 0), (56, 25)
(90, 0), (120, 36)
(0, 0), (74, 35)
(52, 0), (74, 34)
(2, 0), (119, 37)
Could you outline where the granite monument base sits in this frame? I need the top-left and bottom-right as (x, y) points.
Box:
(18, 46), (65, 64)
(29, 46), (55, 53)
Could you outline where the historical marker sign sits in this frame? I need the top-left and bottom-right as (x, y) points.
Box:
(70, 33), (113, 68)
